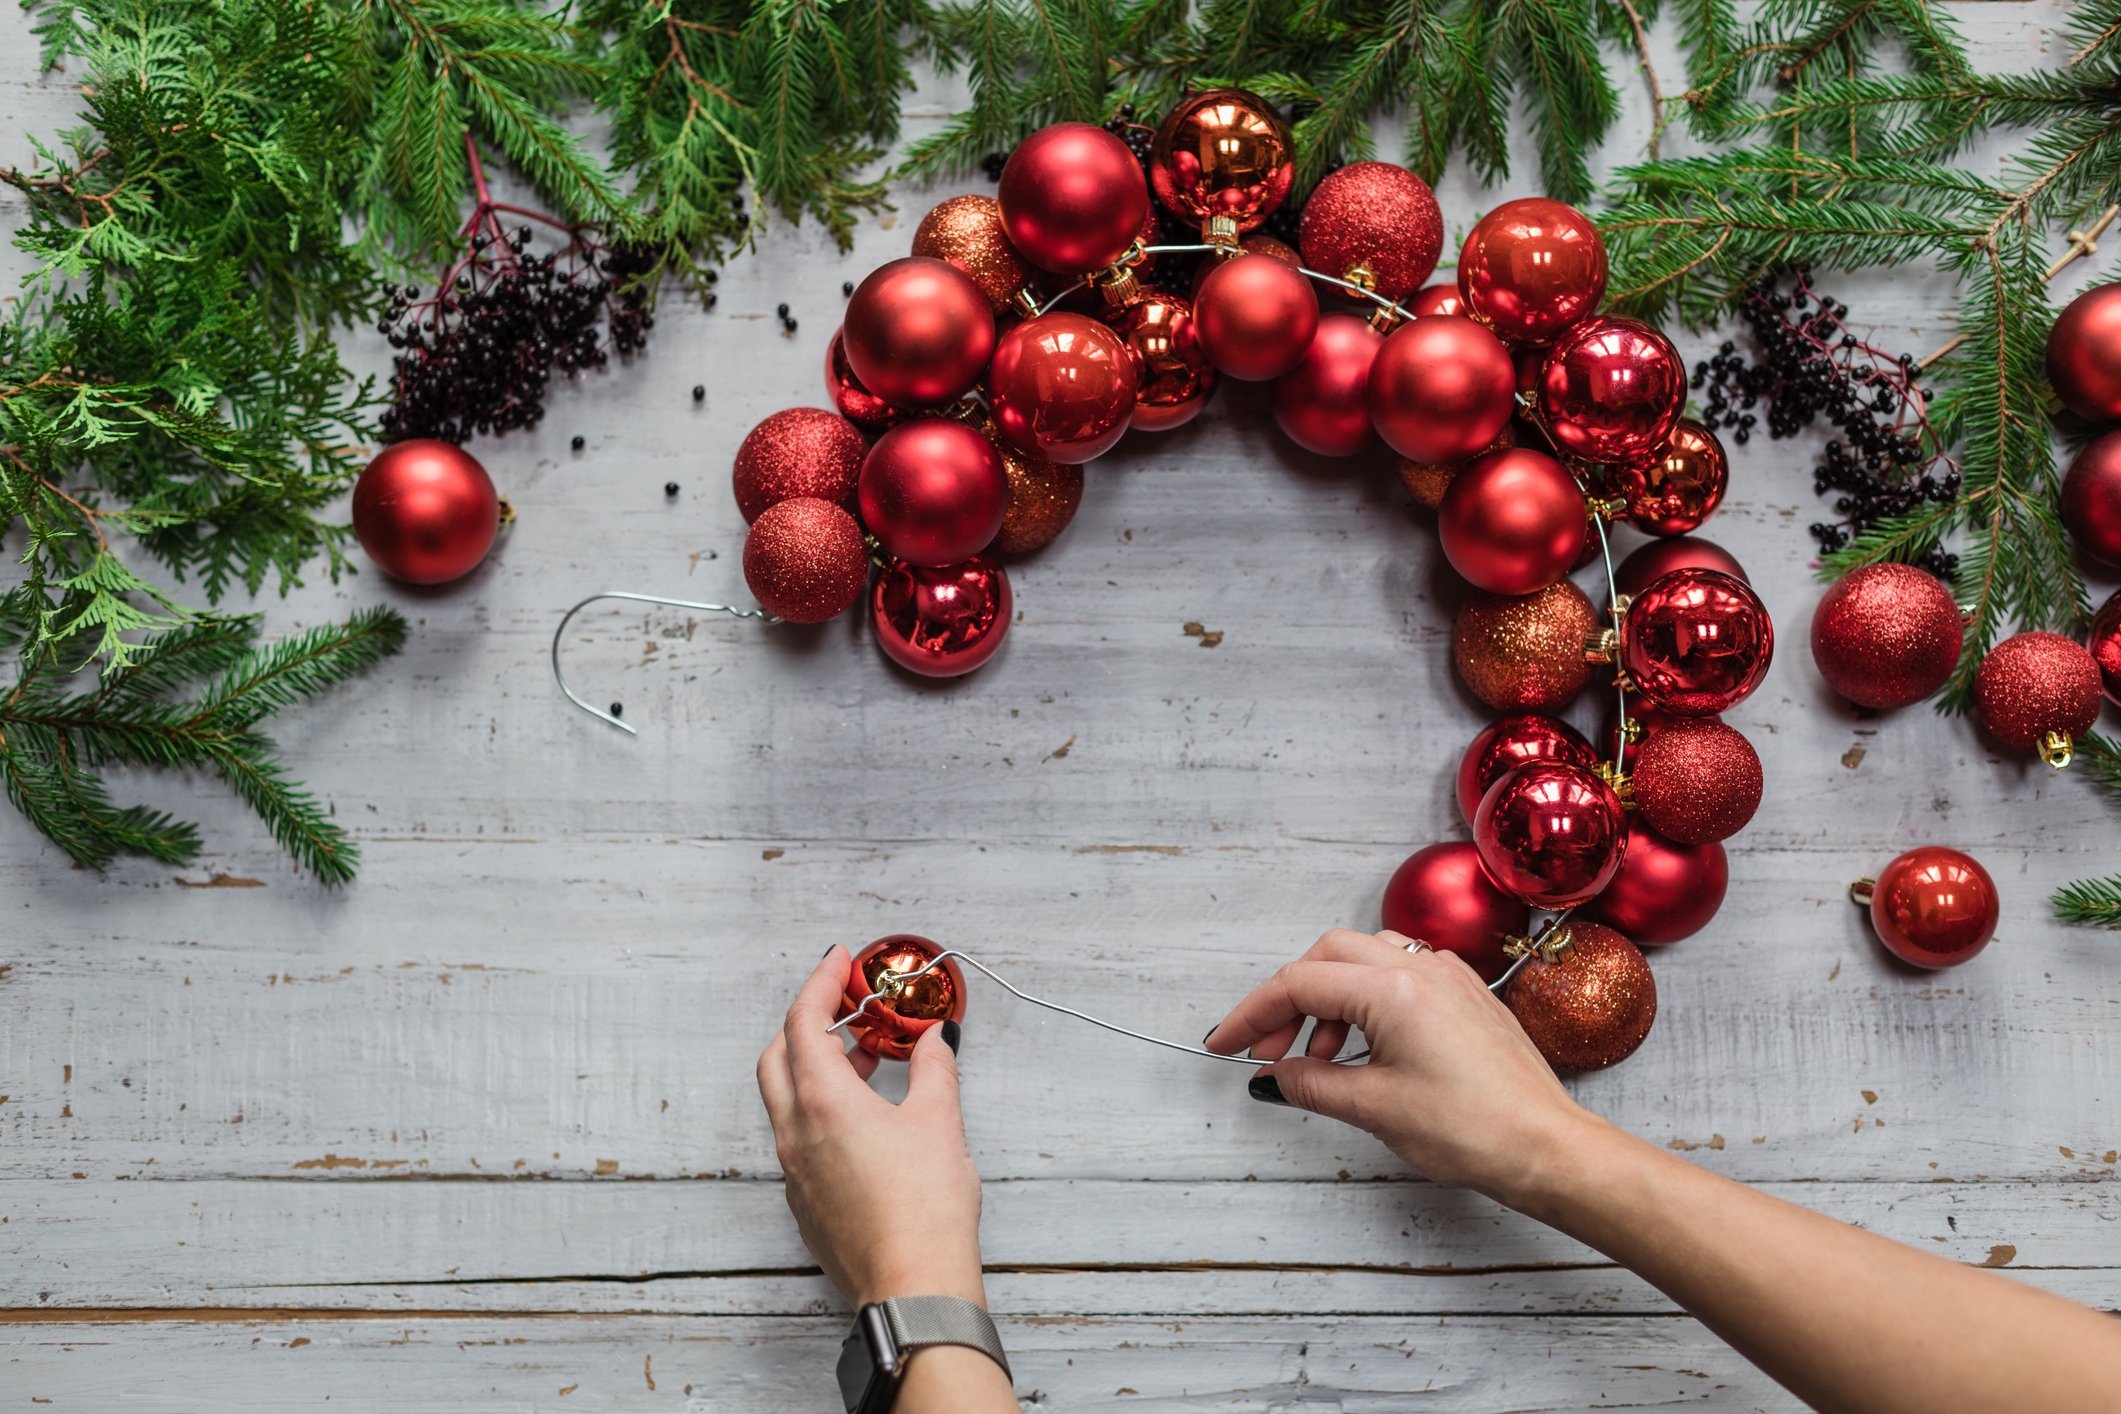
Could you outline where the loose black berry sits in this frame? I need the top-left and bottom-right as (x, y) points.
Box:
(842, 281), (854, 297)
(692, 385), (705, 402)
(572, 435), (585, 451)
(783, 316), (799, 333)
(665, 481), (680, 496)
(610, 702), (623, 717)
(776, 303), (790, 318)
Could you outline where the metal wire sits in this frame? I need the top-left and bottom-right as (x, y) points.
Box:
(1033, 244), (1413, 325)
(553, 591), (778, 735)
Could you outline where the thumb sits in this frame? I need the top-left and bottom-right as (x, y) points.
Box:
(1265, 1054), (1377, 1130)
(903, 1019), (964, 1115)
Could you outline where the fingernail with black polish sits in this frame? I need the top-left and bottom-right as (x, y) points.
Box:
(1248, 1075), (1288, 1106)
(1202, 1025), (1219, 1048)
(940, 1019), (961, 1055)
(821, 945), (835, 958)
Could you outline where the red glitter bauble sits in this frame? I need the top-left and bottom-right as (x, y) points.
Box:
(352, 439), (500, 585)
(987, 312), (1139, 464)
(871, 553), (1012, 678)
(1613, 535), (1748, 598)
(997, 123), (1151, 274)
(1453, 581), (1598, 711)
(1457, 199), (1609, 344)
(741, 497), (869, 623)
(859, 419), (1009, 567)
(2089, 588), (2121, 706)
(1380, 842), (1528, 983)
(1297, 162), (1443, 302)
(842, 257), (996, 410)
(1622, 567), (1775, 715)
(1367, 315), (1517, 464)
(824, 327), (907, 434)
(1149, 88), (1294, 238)
(1437, 448), (1587, 595)
(2045, 282), (2121, 422)
(980, 414), (1083, 555)
(1110, 293), (1216, 433)
(838, 935), (968, 1060)
(2061, 429), (2121, 566)
(1456, 714), (1596, 824)
(1866, 848), (1999, 970)
(1617, 420), (1727, 536)
(1587, 820), (1728, 945)
(731, 407), (867, 523)
(1273, 314), (1383, 457)
(1473, 761), (1629, 910)
(1810, 562), (1963, 710)
(1632, 718), (1762, 844)
(1539, 316), (1686, 464)
(1408, 284), (1462, 318)
(911, 195), (1034, 313)
(1503, 922), (1656, 1073)
(1972, 631), (2102, 759)
(1598, 687), (1707, 772)
(1194, 252), (1319, 381)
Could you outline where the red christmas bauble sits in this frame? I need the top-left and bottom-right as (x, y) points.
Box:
(997, 123), (1151, 274)
(842, 257), (996, 409)
(911, 194), (1034, 313)
(353, 439), (500, 585)
(731, 407), (867, 523)
(1617, 420), (1727, 535)
(1297, 162), (1443, 301)
(1866, 847), (1999, 970)
(1273, 313), (1383, 456)
(1149, 88), (1294, 237)
(871, 553), (1012, 678)
(1631, 718), (1762, 844)
(742, 496), (869, 623)
(1437, 448), (1587, 595)
(1539, 316), (1686, 464)
(1622, 567), (1775, 715)
(1456, 713), (1596, 824)
(824, 327), (908, 434)
(2061, 429), (2121, 566)
(2045, 282), (2121, 422)
(1407, 284), (1461, 318)
(1586, 820), (1728, 945)
(2089, 588), (2121, 705)
(1810, 562), (1963, 710)
(987, 312), (1139, 464)
(1111, 293), (1216, 432)
(1457, 199), (1609, 344)
(1194, 252), (1319, 381)
(838, 935), (968, 1059)
(1503, 922), (1656, 1073)
(1380, 842), (1528, 983)
(1368, 315), (1517, 464)
(1612, 535), (1748, 599)
(1972, 630), (2102, 759)
(859, 418), (1009, 567)
(1598, 687), (1705, 772)
(1453, 581), (1598, 711)
(1189, 234), (1301, 300)
(1473, 761), (1629, 910)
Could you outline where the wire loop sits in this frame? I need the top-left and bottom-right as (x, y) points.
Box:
(552, 591), (778, 735)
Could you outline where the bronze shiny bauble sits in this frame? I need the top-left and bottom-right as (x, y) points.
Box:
(1865, 848), (2000, 970)
(1380, 842), (1528, 983)
(1273, 313), (1383, 457)
(987, 312), (1139, 464)
(1437, 448), (1588, 595)
(2046, 282), (2121, 421)
(352, 439), (500, 585)
(1452, 580), (1597, 711)
(1617, 419), (1728, 536)
(1503, 922), (1657, 1073)
(1810, 562), (1963, 710)
(731, 407), (867, 523)
(1110, 293), (1216, 433)
(741, 496), (869, 623)
(1149, 88), (1294, 238)
(1456, 714), (1597, 825)
(1457, 198), (1609, 344)
(911, 194), (1034, 313)
(2089, 588), (2121, 706)
(842, 257), (996, 409)
(871, 553), (1012, 678)
(1473, 761), (1629, 910)
(1631, 718), (1763, 845)
(1539, 316), (1686, 465)
(1972, 631), (2102, 761)
(839, 935), (968, 1060)
(1367, 315), (1517, 464)
(997, 123), (1151, 274)
(1297, 161), (1443, 301)
(824, 327), (908, 434)
(1621, 567), (1775, 716)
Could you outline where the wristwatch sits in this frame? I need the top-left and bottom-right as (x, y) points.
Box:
(835, 1294), (1011, 1413)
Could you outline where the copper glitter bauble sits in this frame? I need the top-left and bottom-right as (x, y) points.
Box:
(1865, 847), (1999, 970)
(1452, 580), (1597, 711)
(824, 327), (908, 434)
(1297, 162), (1443, 302)
(1616, 420), (1727, 536)
(1380, 842), (1528, 983)
(839, 935), (968, 1060)
(1810, 562), (1962, 710)
(2089, 588), (2121, 706)
(1613, 535), (1748, 599)
(1503, 922), (1656, 1073)
(352, 439), (500, 585)
(1149, 88), (1294, 238)
(741, 496), (869, 623)
(2045, 282), (2121, 422)
(1622, 567), (1775, 715)
(2061, 429), (2121, 566)
(1972, 631), (2102, 760)
(859, 418), (1009, 567)
(911, 194), (1034, 313)
(1395, 428), (1512, 510)
(1111, 293), (1216, 433)
(977, 412), (1083, 554)
(1273, 313), (1383, 457)
(1368, 315), (1517, 464)
(1195, 252), (1319, 381)
(842, 257), (996, 409)
(997, 123), (1151, 274)
(1190, 235), (1301, 300)
(1408, 284), (1462, 318)
(1598, 687), (1706, 773)
(1457, 198), (1609, 344)
(1587, 820), (1728, 946)
(988, 312), (1139, 464)
(1539, 316), (1686, 465)
(1473, 761), (1629, 910)
(1632, 718), (1762, 844)
(1456, 713), (1596, 825)
(731, 407), (867, 523)
(872, 553), (1012, 678)
(1437, 448), (1587, 595)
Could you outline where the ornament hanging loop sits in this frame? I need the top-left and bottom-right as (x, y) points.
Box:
(1503, 917), (1579, 965)
(552, 590), (779, 736)
(1848, 876), (1877, 907)
(2037, 730), (2075, 769)
(1205, 214), (1241, 255)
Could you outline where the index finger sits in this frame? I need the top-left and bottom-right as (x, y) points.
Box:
(1206, 959), (1401, 1056)
(784, 946), (864, 1087)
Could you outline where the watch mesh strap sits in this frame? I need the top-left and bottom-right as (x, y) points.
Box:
(880, 1295), (1012, 1380)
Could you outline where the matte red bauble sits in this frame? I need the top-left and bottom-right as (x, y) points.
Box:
(1631, 718), (1762, 844)
(1380, 842), (1529, 983)
(1599, 688), (1705, 772)
(1456, 714), (1596, 824)
(1297, 162), (1444, 301)
(1864, 848), (1999, 970)
(1972, 631), (2102, 762)
(1149, 88), (1294, 238)
(987, 312), (1139, 464)
(1457, 199), (1609, 344)
(1437, 448), (1588, 595)
(1453, 581), (1598, 711)
(1111, 294), (1216, 432)
(911, 194), (1034, 313)
(872, 553), (1013, 678)
(1503, 923), (1656, 1073)
(2061, 429), (2121, 566)
(732, 407), (867, 523)
(1408, 284), (1462, 318)
(1539, 316), (1686, 464)
(1622, 567), (1775, 715)
(859, 419), (1009, 567)
(1194, 252), (1319, 381)
(842, 257), (996, 409)
(1587, 821), (1728, 945)
(1367, 315), (1517, 463)
(1273, 314), (1383, 456)
(1473, 761), (1629, 910)
(838, 935), (968, 1060)
(742, 497), (869, 623)
(2045, 282), (2121, 421)
(2089, 588), (2121, 706)
(1810, 562), (1962, 709)
(1617, 420), (1727, 535)
(352, 439), (500, 585)
(997, 123), (1151, 274)
(1613, 535), (1748, 598)
(825, 327), (908, 434)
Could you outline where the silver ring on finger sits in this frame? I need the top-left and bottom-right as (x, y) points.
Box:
(1403, 939), (1433, 956)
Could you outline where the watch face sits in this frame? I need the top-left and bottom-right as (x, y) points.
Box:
(836, 1323), (878, 1413)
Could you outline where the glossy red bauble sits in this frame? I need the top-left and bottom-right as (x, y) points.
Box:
(1972, 631), (2102, 759)
(352, 439), (500, 585)
(2061, 429), (2121, 566)
(838, 935), (969, 1059)
(1622, 567), (1775, 715)
(2090, 588), (2121, 706)
(1457, 199), (1609, 344)
(1503, 922), (1656, 1073)
(742, 496), (869, 623)
(997, 123), (1151, 274)
(1194, 253), (1320, 381)
(1380, 842), (1529, 983)
(1587, 821), (1728, 945)
(1631, 718), (1762, 844)
(1810, 562), (1963, 710)
(1367, 315), (1517, 464)
(842, 258), (996, 409)
(871, 553), (1012, 678)
(1437, 448), (1588, 595)
(824, 327), (907, 434)
(1273, 314), (1384, 456)
(1539, 316), (1686, 464)
(1111, 294), (1216, 432)
(1456, 714), (1596, 825)
(1149, 88), (1294, 237)
(1473, 761), (1629, 910)
(1617, 420), (1727, 535)
(1612, 535), (1748, 599)
(987, 312), (1139, 464)
(1407, 284), (1461, 318)
(1297, 162), (1444, 301)
(732, 407), (867, 522)
(859, 419), (1009, 567)
(2045, 282), (2121, 422)
(1865, 848), (1999, 970)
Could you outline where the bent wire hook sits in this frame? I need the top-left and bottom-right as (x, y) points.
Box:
(552, 591), (778, 735)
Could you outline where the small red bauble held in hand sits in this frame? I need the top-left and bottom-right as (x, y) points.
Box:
(1457, 198), (1609, 343)
(988, 312), (1140, 463)
(1972, 631), (2102, 766)
(1456, 714), (1597, 824)
(2045, 282), (2121, 422)
(859, 419), (1009, 567)
(1502, 923), (1657, 1073)
(838, 935), (969, 1059)
(842, 257), (996, 409)
(998, 123), (1151, 275)
(1538, 316), (1687, 465)
(872, 554), (1013, 678)
(1380, 842), (1527, 982)
(1853, 848), (1999, 970)
(1273, 313), (1383, 457)
(1437, 448), (1587, 595)
(1618, 567), (1776, 715)
(1473, 760), (1629, 910)
(1297, 161), (1444, 301)
(1149, 88), (1294, 243)
(353, 439), (501, 585)
(1810, 562), (1963, 710)
(2060, 429), (2121, 566)
(1587, 820), (1729, 945)
(1367, 315), (1516, 464)
(1194, 252), (1319, 382)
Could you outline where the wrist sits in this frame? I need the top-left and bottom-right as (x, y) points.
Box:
(856, 1253), (987, 1310)
(1489, 1109), (1637, 1222)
